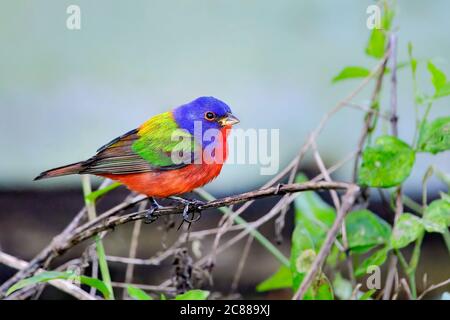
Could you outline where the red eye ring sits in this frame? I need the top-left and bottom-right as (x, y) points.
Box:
(204, 111), (216, 121)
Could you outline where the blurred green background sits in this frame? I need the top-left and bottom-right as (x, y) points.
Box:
(1, 0), (449, 193)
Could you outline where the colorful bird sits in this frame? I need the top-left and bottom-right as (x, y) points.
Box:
(35, 96), (240, 222)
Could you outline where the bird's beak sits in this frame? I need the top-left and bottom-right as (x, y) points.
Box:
(218, 113), (240, 126)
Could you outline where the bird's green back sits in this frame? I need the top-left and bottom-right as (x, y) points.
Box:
(133, 112), (199, 167)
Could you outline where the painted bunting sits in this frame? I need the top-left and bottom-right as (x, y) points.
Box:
(35, 96), (239, 222)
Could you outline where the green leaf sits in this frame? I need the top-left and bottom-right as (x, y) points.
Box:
(326, 244), (344, 268)
(355, 247), (389, 278)
(127, 286), (153, 300)
(174, 290), (210, 300)
(435, 82), (450, 98)
(418, 117), (450, 154)
(384, 61), (411, 74)
(294, 174), (336, 246)
(295, 249), (316, 274)
(290, 242), (314, 298)
(408, 42), (417, 77)
(78, 276), (111, 299)
(366, 29), (386, 59)
(345, 210), (392, 253)
(382, 6), (395, 30)
(294, 174), (336, 227)
(415, 92), (432, 105)
(6, 271), (73, 296)
(423, 199), (450, 234)
(333, 273), (353, 300)
(85, 182), (122, 203)
(427, 61), (447, 94)
(358, 135), (416, 188)
(290, 228), (315, 294)
(256, 265), (292, 292)
(313, 274), (334, 300)
(290, 246), (334, 300)
(391, 213), (425, 249)
(332, 66), (370, 83)
(365, 5), (392, 59)
(6, 271), (111, 299)
(359, 289), (376, 300)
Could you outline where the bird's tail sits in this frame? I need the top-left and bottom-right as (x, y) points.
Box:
(34, 162), (84, 181)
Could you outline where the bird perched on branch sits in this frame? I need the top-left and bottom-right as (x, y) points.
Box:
(35, 96), (240, 223)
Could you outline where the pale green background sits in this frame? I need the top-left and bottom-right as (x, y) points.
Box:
(0, 0), (449, 194)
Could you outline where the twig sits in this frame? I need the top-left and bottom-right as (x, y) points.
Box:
(156, 154), (357, 289)
(82, 175), (114, 299)
(196, 188), (290, 268)
(350, 283), (362, 300)
(418, 278), (450, 300)
(0, 182), (139, 298)
(401, 278), (413, 300)
(111, 282), (176, 294)
(383, 33), (405, 300)
(89, 245), (99, 296)
(202, 151), (356, 270)
(311, 141), (354, 284)
(156, 195), (299, 289)
(0, 251), (96, 300)
(352, 52), (390, 181)
(292, 185), (359, 299)
(106, 223), (247, 266)
(389, 33), (399, 136)
(230, 235), (254, 293)
(122, 201), (147, 299)
(274, 141), (305, 243)
(274, 56), (386, 242)
(344, 102), (390, 120)
(311, 141), (341, 210)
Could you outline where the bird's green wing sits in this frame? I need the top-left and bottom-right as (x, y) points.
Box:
(80, 112), (199, 175)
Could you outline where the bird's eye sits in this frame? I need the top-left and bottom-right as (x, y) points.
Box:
(204, 111), (216, 121)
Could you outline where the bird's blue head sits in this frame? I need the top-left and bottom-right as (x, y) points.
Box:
(172, 97), (239, 145)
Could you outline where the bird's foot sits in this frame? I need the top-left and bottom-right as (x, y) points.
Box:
(169, 196), (205, 228)
(144, 197), (163, 224)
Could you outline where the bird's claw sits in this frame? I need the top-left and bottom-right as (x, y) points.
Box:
(182, 201), (203, 223)
(144, 197), (163, 224)
(170, 197), (205, 229)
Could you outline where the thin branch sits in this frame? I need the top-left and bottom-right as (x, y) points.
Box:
(292, 185), (359, 299)
(352, 52), (390, 182)
(122, 201), (147, 299)
(389, 33), (399, 136)
(0, 251), (96, 300)
(0, 180), (113, 296)
(82, 175), (114, 299)
(418, 278), (450, 300)
(111, 282), (176, 294)
(383, 33), (404, 300)
(401, 278), (413, 300)
(230, 235), (254, 294)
